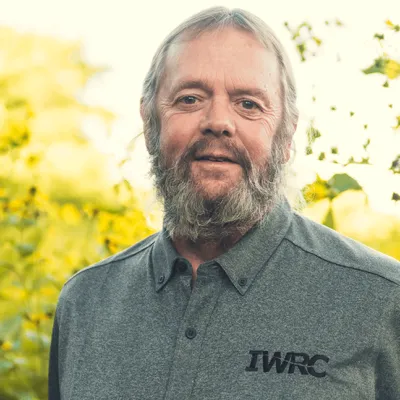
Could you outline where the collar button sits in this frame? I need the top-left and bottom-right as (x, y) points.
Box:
(185, 327), (197, 339)
(238, 277), (247, 287)
(158, 275), (165, 284)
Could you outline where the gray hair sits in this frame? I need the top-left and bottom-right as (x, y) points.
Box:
(141, 6), (299, 157)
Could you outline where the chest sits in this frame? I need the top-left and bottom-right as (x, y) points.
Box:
(60, 273), (379, 400)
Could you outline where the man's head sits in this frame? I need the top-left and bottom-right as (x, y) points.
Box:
(140, 7), (299, 242)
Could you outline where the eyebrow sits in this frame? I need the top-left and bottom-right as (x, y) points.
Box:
(169, 80), (271, 106)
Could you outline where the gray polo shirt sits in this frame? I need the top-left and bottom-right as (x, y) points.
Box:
(48, 200), (400, 399)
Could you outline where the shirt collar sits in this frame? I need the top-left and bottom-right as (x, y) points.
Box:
(151, 198), (293, 294)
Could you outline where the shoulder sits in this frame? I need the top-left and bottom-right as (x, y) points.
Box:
(285, 211), (400, 286)
(59, 232), (159, 297)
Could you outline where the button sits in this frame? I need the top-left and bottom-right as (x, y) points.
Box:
(238, 277), (247, 287)
(176, 260), (188, 273)
(158, 275), (165, 284)
(185, 327), (197, 339)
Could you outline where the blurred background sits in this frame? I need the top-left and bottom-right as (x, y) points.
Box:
(0, 0), (399, 398)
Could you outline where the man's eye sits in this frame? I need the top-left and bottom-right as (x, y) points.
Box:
(241, 100), (259, 110)
(179, 96), (197, 104)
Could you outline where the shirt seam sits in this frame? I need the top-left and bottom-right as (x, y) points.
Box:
(63, 238), (157, 287)
(283, 236), (400, 286)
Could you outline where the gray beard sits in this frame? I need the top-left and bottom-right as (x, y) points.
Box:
(150, 135), (287, 243)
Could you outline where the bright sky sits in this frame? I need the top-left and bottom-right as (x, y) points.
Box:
(1, 0), (400, 215)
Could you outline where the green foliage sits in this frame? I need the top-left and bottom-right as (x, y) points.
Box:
(390, 156), (400, 174)
(362, 56), (400, 80)
(385, 19), (400, 32)
(283, 21), (324, 62)
(303, 173), (363, 204)
(0, 28), (155, 399)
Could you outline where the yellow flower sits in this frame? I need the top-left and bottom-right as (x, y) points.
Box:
(0, 187), (7, 198)
(22, 320), (37, 330)
(385, 59), (400, 80)
(98, 211), (113, 232)
(1, 287), (28, 301)
(8, 199), (25, 212)
(1, 341), (13, 351)
(30, 312), (50, 323)
(39, 286), (57, 297)
(60, 203), (81, 225)
(385, 20), (394, 27)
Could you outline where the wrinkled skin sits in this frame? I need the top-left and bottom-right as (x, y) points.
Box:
(156, 27), (286, 201)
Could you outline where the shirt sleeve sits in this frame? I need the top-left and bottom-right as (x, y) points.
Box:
(375, 286), (400, 399)
(48, 310), (61, 400)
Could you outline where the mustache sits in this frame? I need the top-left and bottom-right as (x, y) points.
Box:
(175, 138), (253, 173)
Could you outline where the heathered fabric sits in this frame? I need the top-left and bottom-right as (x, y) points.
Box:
(48, 199), (400, 399)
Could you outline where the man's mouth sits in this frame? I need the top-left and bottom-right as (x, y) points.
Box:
(196, 156), (236, 163)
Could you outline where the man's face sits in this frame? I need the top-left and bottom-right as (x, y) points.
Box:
(156, 27), (284, 201)
(143, 26), (291, 241)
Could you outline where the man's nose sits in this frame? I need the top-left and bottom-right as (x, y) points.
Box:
(199, 99), (235, 137)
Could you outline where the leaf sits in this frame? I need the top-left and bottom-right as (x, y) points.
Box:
(0, 359), (14, 373)
(15, 243), (36, 257)
(385, 20), (400, 32)
(374, 33), (385, 40)
(322, 203), (335, 229)
(327, 173), (363, 196)
(363, 56), (400, 80)
(312, 36), (322, 46)
(0, 315), (23, 338)
(331, 147), (338, 154)
(363, 138), (371, 150)
(390, 156), (400, 173)
(392, 192), (400, 202)
(306, 123), (322, 144)
(362, 56), (387, 75)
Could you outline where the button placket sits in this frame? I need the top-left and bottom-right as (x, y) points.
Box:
(163, 276), (224, 400)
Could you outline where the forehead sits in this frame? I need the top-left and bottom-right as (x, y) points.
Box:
(161, 27), (281, 96)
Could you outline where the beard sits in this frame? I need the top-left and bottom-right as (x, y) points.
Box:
(148, 128), (289, 243)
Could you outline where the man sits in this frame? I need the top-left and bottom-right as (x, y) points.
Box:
(48, 7), (400, 400)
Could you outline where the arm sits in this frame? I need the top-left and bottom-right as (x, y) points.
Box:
(48, 311), (61, 400)
(375, 287), (400, 399)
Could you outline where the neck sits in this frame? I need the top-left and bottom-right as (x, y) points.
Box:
(172, 226), (253, 279)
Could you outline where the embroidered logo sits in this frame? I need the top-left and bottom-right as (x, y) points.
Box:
(245, 350), (329, 378)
